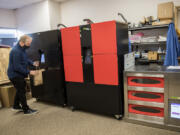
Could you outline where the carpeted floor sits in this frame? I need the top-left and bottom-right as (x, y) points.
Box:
(0, 99), (179, 135)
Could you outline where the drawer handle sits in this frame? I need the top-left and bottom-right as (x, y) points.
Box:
(132, 106), (161, 113)
(131, 78), (161, 84)
(132, 93), (161, 99)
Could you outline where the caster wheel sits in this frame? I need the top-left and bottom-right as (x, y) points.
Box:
(114, 115), (122, 120)
(62, 104), (66, 108)
(71, 106), (76, 112)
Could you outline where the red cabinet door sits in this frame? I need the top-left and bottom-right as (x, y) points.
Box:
(61, 27), (82, 56)
(63, 55), (83, 82)
(91, 21), (117, 55)
(93, 54), (118, 85)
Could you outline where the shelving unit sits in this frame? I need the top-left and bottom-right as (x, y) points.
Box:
(129, 24), (169, 31)
(131, 41), (166, 46)
(129, 25), (169, 65)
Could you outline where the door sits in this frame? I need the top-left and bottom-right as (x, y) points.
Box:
(93, 54), (118, 85)
(91, 21), (117, 55)
(63, 55), (83, 82)
(61, 27), (82, 56)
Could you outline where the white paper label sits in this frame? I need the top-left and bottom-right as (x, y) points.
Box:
(171, 103), (180, 119)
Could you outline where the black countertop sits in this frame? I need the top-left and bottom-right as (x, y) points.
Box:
(125, 65), (180, 73)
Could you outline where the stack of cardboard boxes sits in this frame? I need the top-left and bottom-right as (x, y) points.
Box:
(0, 47), (11, 84)
(0, 47), (15, 108)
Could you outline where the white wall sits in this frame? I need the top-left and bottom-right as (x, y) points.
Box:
(14, 0), (180, 33)
(60, 0), (180, 27)
(0, 9), (16, 28)
(15, 0), (62, 34)
(48, 0), (61, 30)
(15, 0), (51, 34)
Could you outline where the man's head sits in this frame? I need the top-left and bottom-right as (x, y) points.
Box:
(19, 35), (32, 49)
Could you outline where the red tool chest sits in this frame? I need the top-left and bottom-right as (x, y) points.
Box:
(126, 74), (165, 119)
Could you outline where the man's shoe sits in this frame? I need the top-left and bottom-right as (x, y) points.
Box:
(24, 108), (38, 115)
(12, 106), (22, 111)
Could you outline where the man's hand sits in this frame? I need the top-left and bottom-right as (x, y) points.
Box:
(33, 61), (39, 67)
(30, 70), (37, 76)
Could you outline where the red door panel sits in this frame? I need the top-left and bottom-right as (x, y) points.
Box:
(128, 91), (164, 103)
(61, 27), (81, 56)
(93, 54), (118, 85)
(63, 55), (83, 82)
(129, 104), (164, 117)
(128, 76), (164, 88)
(91, 21), (117, 54)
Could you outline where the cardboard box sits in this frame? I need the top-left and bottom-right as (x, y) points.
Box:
(176, 29), (180, 37)
(148, 51), (158, 60)
(158, 2), (174, 19)
(175, 6), (180, 37)
(0, 85), (16, 107)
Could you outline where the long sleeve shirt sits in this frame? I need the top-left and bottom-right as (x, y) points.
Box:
(7, 43), (33, 79)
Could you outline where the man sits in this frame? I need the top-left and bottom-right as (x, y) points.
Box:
(8, 35), (39, 115)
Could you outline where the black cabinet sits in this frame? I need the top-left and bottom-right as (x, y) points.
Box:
(62, 21), (128, 118)
(27, 30), (66, 106)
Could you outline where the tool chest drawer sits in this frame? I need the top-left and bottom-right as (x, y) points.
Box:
(128, 91), (164, 103)
(128, 76), (164, 88)
(128, 104), (164, 117)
